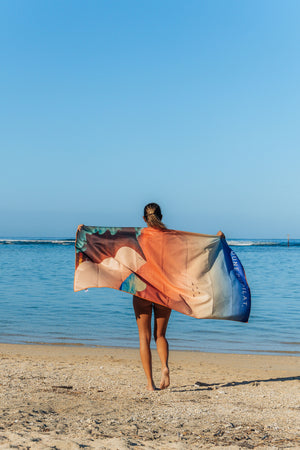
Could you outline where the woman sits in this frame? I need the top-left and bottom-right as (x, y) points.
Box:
(133, 202), (171, 391)
(133, 202), (225, 391)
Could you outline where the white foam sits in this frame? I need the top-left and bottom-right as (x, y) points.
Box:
(228, 240), (279, 247)
(0, 239), (75, 245)
(227, 240), (255, 246)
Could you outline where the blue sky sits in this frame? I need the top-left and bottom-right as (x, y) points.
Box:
(1, 0), (299, 238)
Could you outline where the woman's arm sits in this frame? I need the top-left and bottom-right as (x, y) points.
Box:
(217, 230), (226, 239)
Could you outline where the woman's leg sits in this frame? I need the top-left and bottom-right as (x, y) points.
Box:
(153, 304), (171, 389)
(133, 296), (156, 391)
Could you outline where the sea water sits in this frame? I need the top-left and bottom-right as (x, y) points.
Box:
(0, 238), (299, 355)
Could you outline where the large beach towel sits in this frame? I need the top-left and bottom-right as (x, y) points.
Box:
(74, 226), (251, 322)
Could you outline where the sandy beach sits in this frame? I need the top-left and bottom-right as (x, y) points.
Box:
(0, 344), (299, 449)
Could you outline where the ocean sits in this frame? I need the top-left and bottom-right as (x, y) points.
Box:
(0, 238), (299, 355)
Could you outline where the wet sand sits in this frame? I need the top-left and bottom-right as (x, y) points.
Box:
(0, 343), (299, 449)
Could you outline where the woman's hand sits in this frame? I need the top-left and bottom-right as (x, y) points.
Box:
(217, 230), (226, 239)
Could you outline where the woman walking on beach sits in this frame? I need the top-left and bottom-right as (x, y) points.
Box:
(133, 202), (226, 391)
(133, 203), (171, 392)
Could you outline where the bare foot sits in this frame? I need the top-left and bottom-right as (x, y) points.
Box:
(159, 367), (170, 390)
(147, 382), (157, 391)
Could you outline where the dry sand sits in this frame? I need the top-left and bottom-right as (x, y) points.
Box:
(0, 343), (299, 449)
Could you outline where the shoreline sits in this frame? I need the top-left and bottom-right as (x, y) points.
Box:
(0, 340), (299, 356)
(0, 343), (299, 448)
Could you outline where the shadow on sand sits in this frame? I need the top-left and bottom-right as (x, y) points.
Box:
(171, 375), (300, 392)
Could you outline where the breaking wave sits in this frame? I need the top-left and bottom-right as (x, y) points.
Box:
(0, 239), (75, 246)
(0, 238), (299, 247)
(228, 240), (300, 247)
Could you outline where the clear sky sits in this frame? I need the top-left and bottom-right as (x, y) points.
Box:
(1, 0), (299, 238)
